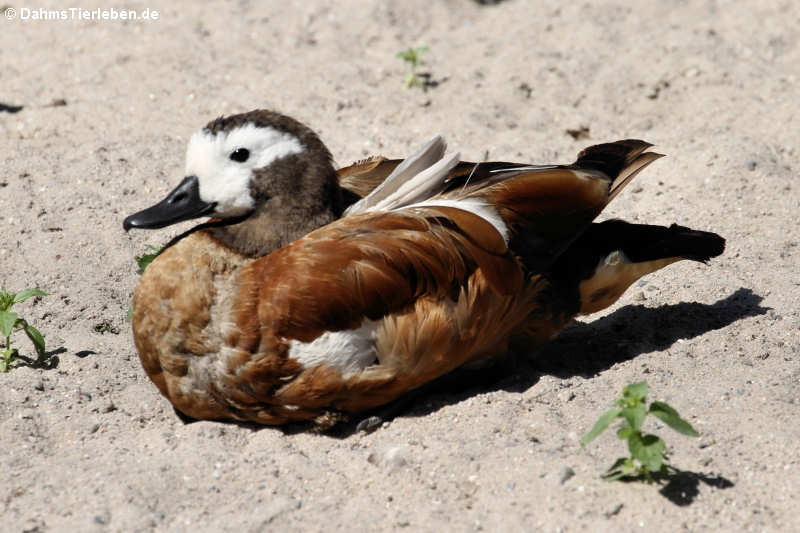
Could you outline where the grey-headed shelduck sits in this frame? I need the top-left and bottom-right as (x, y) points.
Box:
(123, 110), (724, 426)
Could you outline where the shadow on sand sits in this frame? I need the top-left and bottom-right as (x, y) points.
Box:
(531, 287), (769, 377)
(657, 468), (735, 506)
(602, 467), (734, 506)
(320, 287), (768, 436)
(10, 346), (66, 370)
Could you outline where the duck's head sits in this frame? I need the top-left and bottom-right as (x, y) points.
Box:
(123, 110), (343, 255)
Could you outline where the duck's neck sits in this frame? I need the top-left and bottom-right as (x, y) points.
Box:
(207, 169), (344, 258)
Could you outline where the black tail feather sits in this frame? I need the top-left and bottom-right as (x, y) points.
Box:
(660, 223), (726, 263)
(593, 220), (726, 264)
(572, 139), (653, 178)
(552, 219), (726, 284)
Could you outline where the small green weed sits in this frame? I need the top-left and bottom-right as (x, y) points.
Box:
(126, 244), (163, 322)
(135, 244), (162, 274)
(581, 381), (699, 482)
(0, 287), (48, 372)
(396, 46), (430, 90)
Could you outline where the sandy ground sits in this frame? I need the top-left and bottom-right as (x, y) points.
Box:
(1, 0), (798, 531)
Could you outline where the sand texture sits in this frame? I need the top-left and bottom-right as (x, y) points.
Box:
(1, 1), (798, 531)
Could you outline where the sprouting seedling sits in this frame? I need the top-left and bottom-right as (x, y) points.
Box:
(580, 381), (699, 482)
(0, 287), (48, 372)
(136, 244), (162, 274)
(396, 46), (430, 90)
(127, 244), (163, 322)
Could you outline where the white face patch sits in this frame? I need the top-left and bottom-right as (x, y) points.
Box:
(184, 124), (305, 217)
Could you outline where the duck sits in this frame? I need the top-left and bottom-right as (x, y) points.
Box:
(123, 109), (725, 426)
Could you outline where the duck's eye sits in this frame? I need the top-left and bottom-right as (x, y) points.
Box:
(229, 148), (250, 163)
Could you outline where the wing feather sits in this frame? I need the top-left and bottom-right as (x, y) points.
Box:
(345, 137), (462, 215)
(336, 156), (400, 198)
(246, 207), (521, 345)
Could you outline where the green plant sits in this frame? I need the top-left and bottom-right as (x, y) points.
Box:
(135, 244), (161, 274)
(126, 244), (163, 322)
(0, 287), (48, 372)
(581, 381), (699, 482)
(396, 46), (429, 90)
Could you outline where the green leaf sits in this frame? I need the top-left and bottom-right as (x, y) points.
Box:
(617, 427), (633, 440)
(0, 288), (14, 311)
(135, 246), (162, 274)
(602, 457), (633, 481)
(628, 432), (666, 472)
(580, 408), (622, 447)
(397, 47), (428, 67)
(649, 401), (700, 436)
(13, 288), (47, 304)
(0, 310), (19, 337)
(603, 470), (628, 481)
(24, 324), (46, 357)
(621, 404), (647, 431)
(622, 381), (649, 403)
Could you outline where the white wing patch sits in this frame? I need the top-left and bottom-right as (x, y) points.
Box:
(408, 198), (510, 243)
(185, 124), (304, 217)
(488, 164), (559, 173)
(288, 320), (378, 376)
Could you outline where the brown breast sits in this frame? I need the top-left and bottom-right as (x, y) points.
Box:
(131, 231), (255, 420)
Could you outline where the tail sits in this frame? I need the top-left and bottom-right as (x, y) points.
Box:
(572, 139), (664, 202)
(475, 139), (663, 273)
(596, 220), (726, 264)
(551, 220), (726, 315)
